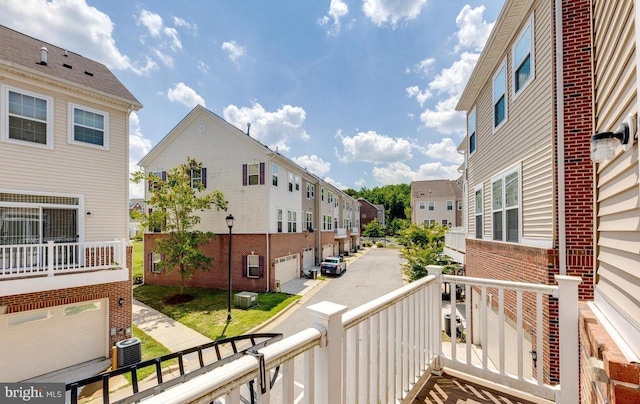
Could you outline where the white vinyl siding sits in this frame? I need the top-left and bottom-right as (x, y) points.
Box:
(592, 0), (640, 358)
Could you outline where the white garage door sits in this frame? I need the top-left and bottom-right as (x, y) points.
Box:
(322, 244), (333, 259)
(303, 248), (314, 269)
(275, 254), (299, 284)
(0, 299), (108, 382)
(344, 240), (351, 252)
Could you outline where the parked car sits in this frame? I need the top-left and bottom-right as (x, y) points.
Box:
(320, 256), (346, 276)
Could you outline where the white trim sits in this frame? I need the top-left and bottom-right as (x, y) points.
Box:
(492, 59), (508, 132)
(247, 254), (260, 279)
(519, 238), (553, 248)
(512, 13), (535, 100)
(67, 102), (110, 150)
(590, 295), (640, 362)
(1, 84), (54, 150)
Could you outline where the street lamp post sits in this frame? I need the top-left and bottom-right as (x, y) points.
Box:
(226, 214), (234, 322)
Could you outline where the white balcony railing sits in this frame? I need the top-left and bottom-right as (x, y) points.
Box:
(443, 227), (465, 264)
(351, 227), (359, 235)
(334, 227), (347, 238)
(0, 240), (127, 279)
(144, 266), (581, 404)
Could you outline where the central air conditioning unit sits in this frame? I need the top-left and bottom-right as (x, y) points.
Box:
(116, 337), (142, 368)
(234, 291), (259, 309)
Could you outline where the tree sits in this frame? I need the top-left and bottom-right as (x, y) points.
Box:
(362, 218), (385, 237)
(397, 223), (448, 281)
(132, 158), (227, 296)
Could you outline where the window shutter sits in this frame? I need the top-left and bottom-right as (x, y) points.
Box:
(242, 255), (247, 278)
(242, 164), (248, 186)
(201, 167), (207, 188)
(259, 163), (265, 185)
(161, 171), (167, 181)
(259, 256), (265, 278)
(147, 252), (152, 272)
(148, 179), (152, 190)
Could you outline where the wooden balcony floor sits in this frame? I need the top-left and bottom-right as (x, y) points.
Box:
(411, 372), (537, 404)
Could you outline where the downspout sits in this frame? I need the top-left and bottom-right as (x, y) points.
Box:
(266, 157), (271, 292)
(555, 0), (567, 276)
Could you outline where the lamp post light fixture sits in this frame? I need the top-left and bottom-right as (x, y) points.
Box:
(225, 214), (234, 323)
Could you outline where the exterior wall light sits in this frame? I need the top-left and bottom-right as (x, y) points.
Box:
(590, 122), (630, 163)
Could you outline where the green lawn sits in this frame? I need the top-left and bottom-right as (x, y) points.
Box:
(133, 284), (300, 340)
(131, 240), (143, 283)
(126, 326), (176, 383)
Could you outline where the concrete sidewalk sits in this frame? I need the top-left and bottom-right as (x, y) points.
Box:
(132, 300), (212, 352)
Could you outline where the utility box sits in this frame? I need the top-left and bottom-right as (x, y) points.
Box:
(116, 337), (142, 368)
(234, 291), (259, 309)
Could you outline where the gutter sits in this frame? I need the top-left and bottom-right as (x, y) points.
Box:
(555, 0), (566, 276)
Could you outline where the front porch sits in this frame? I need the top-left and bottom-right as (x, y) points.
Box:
(119, 266), (580, 404)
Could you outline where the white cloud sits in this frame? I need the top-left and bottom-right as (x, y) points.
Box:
(414, 57), (435, 76)
(419, 96), (465, 134)
(421, 138), (464, 164)
(162, 27), (182, 51)
(455, 5), (494, 52)
(318, 0), (349, 36)
(428, 52), (479, 96)
(138, 9), (164, 37)
(324, 177), (348, 190)
(405, 86), (432, 107)
(223, 103), (309, 152)
(355, 178), (367, 188)
(197, 60), (210, 74)
(291, 155), (331, 177)
(362, 0), (427, 27)
(0, 0), (156, 75)
(372, 162), (460, 185)
(222, 40), (246, 64)
(153, 48), (174, 68)
(128, 112), (153, 199)
(167, 82), (206, 108)
(173, 16), (197, 34)
(337, 131), (413, 163)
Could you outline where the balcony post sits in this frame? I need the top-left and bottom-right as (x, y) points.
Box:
(427, 265), (443, 374)
(308, 301), (348, 404)
(47, 240), (55, 276)
(555, 275), (581, 404)
(120, 239), (127, 269)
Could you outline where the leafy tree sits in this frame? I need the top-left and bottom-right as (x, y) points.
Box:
(132, 158), (227, 295)
(398, 223), (448, 281)
(362, 218), (385, 237)
(387, 217), (410, 236)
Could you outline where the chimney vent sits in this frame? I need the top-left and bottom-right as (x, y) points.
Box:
(40, 47), (48, 65)
(246, 123), (251, 136)
(64, 49), (68, 57)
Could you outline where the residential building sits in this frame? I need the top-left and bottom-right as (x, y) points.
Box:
(411, 179), (462, 227)
(0, 25), (141, 381)
(358, 198), (384, 233)
(138, 106), (359, 293)
(578, 1), (640, 402)
(455, 0), (593, 384)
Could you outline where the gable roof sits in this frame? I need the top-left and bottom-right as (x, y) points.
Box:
(0, 25), (141, 108)
(411, 179), (462, 199)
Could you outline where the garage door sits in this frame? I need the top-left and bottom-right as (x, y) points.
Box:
(303, 248), (314, 269)
(0, 299), (108, 382)
(275, 254), (299, 284)
(322, 244), (333, 259)
(344, 240), (351, 252)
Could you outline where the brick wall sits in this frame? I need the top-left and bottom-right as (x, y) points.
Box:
(359, 202), (379, 232)
(579, 303), (640, 403)
(466, 239), (559, 383)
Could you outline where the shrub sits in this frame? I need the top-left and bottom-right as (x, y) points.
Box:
(376, 241), (384, 248)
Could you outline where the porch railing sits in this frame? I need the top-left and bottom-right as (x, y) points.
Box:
(443, 227), (465, 264)
(334, 227), (347, 238)
(0, 240), (127, 279)
(143, 266), (580, 404)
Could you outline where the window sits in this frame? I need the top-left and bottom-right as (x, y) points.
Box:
(447, 200), (453, 211)
(148, 171), (166, 191)
(419, 201), (426, 210)
(457, 201), (462, 210)
(247, 255), (260, 278)
(190, 168), (206, 188)
(442, 219), (448, 226)
(491, 168), (520, 242)
(513, 17), (534, 94)
(3, 86), (52, 147)
(323, 215), (333, 231)
(306, 184), (315, 199)
(272, 164), (279, 186)
(243, 163), (264, 186)
(151, 252), (163, 273)
(288, 172), (294, 192)
(277, 209), (283, 233)
(287, 210), (297, 232)
(306, 212), (313, 231)
(328, 191), (333, 204)
(493, 62), (507, 128)
(468, 108), (476, 154)
(321, 187), (325, 201)
(295, 175), (300, 191)
(475, 187), (483, 239)
(69, 104), (108, 148)
(428, 201), (435, 211)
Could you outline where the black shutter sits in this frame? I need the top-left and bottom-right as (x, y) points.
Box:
(201, 167), (207, 188)
(242, 164), (248, 186)
(259, 256), (264, 278)
(161, 171), (167, 181)
(259, 163), (265, 185)
(242, 255), (247, 278)
(147, 252), (152, 272)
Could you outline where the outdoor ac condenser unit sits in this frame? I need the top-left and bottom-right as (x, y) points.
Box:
(234, 292), (259, 309)
(116, 337), (142, 368)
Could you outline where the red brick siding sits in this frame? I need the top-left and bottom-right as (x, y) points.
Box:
(579, 303), (640, 403)
(359, 202), (379, 233)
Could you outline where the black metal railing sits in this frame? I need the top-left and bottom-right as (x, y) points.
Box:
(66, 333), (283, 404)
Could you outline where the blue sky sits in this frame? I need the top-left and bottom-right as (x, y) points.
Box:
(1, 0), (503, 198)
